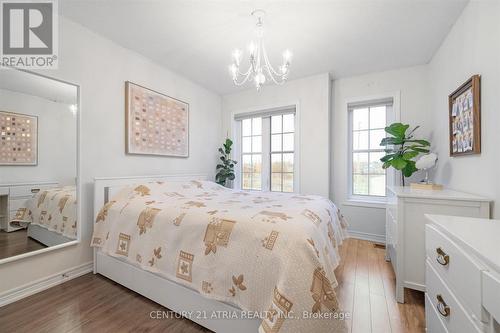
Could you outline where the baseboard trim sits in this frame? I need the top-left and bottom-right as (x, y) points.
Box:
(348, 230), (386, 244)
(0, 261), (93, 307)
(404, 281), (426, 292)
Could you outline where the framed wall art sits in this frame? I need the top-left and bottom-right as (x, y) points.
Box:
(125, 81), (189, 157)
(0, 111), (38, 165)
(449, 75), (481, 156)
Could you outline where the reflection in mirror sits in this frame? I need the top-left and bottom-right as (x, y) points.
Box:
(0, 69), (78, 260)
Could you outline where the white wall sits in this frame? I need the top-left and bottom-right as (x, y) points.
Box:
(332, 0), (500, 240)
(0, 17), (222, 293)
(222, 73), (332, 197)
(331, 65), (430, 240)
(429, 1), (500, 218)
(0, 89), (77, 186)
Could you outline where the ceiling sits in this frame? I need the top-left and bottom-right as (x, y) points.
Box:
(60, 0), (468, 95)
(0, 69), (77, 105)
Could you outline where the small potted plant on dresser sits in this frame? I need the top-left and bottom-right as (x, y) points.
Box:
(216, 138), (237, 188)
(379, 122), (432, 187)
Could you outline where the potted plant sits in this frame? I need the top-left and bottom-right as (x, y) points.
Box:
(380, 123), (430, 186)
(216, 138), (237, 187)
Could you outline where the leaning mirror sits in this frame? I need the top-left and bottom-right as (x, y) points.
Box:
(0, 68), (79, 261)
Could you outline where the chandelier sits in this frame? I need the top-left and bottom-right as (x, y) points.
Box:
(229, 9), (292, 90)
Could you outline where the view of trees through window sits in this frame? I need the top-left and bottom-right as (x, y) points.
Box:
(240, 113), (295, 192)
(270, 114), (294, 192)
(351, 105), (386, 196)
(241, 117), (262, 190)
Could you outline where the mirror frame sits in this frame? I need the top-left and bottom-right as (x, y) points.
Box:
(0, 68), (81, 265)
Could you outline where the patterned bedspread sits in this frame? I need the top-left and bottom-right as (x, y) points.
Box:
(12, 186), (77, 239)
(91, 180), (348, 333)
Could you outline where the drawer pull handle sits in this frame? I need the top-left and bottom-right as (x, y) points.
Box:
(436, 294), (450, 317)
(31, 188), (40, 193)
(436, 247), (450, 266)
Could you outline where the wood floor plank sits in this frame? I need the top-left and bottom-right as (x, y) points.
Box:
(338, 237), (358, 285)
(403, 289), (426, 333)
(351, 240), (372, 333)
(0, 229), (46, 260)
(368, 243), (391, 333)
(368, 243), (385, 296)
(0, 238), (425, 333)
(370, 292), (392, 333)
(375, 246), (406, 333)
(335, 239), (356, 332)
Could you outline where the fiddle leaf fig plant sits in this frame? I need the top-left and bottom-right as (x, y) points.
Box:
(380, 123), (430, 186)
(216, 138), (237, 187)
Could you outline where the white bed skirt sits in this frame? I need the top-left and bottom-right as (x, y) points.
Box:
(28, 224), (74, 247)
(95, 250), (261, 333)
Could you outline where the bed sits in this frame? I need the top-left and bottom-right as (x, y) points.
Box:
(11, 186), (77, 246)
(92, 175), (348, 333)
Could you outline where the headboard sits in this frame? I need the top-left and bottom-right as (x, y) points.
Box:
(93, 174), (208, 221)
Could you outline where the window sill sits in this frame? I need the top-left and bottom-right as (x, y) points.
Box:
(343, 198), (387, 209)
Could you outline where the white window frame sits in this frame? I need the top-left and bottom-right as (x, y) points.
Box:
(270, 113), (296, 192)
(346, 92), (400, 206)
(231, 103), (300, 193)
(240, 117), (264, 190)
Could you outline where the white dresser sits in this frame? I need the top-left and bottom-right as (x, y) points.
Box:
(425, 215), (500, 333)
(0, 182), (58, 232)
(385, 186), (490, 303)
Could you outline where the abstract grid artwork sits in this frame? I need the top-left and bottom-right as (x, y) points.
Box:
(126, 81), (189, 157)
(0, 111), (37, 165)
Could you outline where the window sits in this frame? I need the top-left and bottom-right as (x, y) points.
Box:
(236, 109), (296, 193)
(349, 99), (393, 197)
(241, 118), (262, 190)
(271, 114), (295, 192)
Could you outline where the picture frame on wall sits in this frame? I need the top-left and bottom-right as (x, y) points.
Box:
(449, 75), (481, 156)
(0, 111), (38, 166)
(125, 81), (189, 157)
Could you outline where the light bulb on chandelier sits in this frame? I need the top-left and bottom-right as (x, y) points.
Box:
(228, 9), (292, 90)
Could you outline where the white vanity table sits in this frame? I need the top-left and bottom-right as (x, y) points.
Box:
(385, 186), (490, 303)
(0, 182), (58, 232)
(425, 215), (500, 333)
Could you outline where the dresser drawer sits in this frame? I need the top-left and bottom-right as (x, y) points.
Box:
(482, 271), (500, 326)
(426, 225), (486, 322)
(426, 260), (482, 333)
(9, 198), (30, 212)
(9, 184), (55, 198)
(9, 210), (18, 221)
(426, 293), (448, 333)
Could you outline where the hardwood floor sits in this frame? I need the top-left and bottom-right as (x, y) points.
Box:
(0, 229), (46, 260)
(0, 238), (424, 333)
(335, 239), (425, 333)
